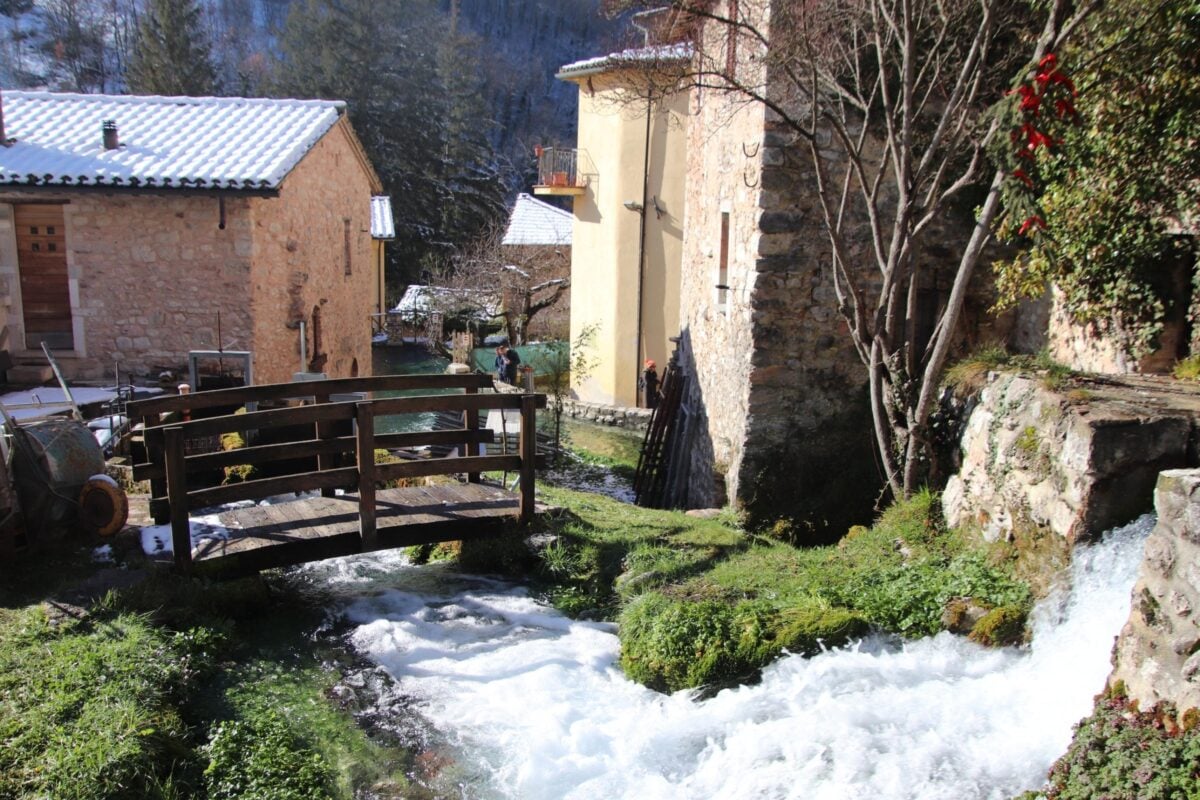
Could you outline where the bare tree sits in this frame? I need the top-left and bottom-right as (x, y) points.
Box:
(609, 0), (1098, 499)
(427, 223), (570, 346)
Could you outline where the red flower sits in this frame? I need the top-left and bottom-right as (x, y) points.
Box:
(1012, 169), (1034, 188)
(1054, 98), (1077, 119)
(1017, 84), (1041, 112)
(1018, 215), (1046, 236)
(1039, 53), (1057, 70)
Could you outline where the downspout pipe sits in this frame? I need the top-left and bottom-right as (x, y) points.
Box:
(634, 87), (652, 407)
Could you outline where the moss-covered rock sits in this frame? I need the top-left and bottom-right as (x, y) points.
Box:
(618, 592), (867, 693)
(968, 605), (1027, 647)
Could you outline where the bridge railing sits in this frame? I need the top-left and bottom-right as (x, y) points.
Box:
(126, 375), (545, 572)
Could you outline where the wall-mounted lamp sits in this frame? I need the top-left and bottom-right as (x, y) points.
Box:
(623, 200), (643, 212)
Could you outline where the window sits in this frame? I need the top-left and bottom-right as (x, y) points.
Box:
(717, 211), (730, 312)
(343, 218), (352, 275)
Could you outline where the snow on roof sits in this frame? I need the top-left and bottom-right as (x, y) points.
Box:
(392, 285), (500, 320)
(371, 196), (395, 240)
(0, 91), (345, 191)
(502, 193), (573, 246)
(557, 42), (693, 79)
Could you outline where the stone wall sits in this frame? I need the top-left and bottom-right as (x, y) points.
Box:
(943, 372), (1197, 543)
(1110, 469), (1200, 720)
(65, 193), (255, 382)
(557, 398), (651, 431)
(249, 118), (377, 384)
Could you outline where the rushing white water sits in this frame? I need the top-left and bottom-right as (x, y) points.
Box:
(302, 514), (1153, 800)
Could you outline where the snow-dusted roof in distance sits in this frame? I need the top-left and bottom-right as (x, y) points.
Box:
(392, 284), (500, 320)
(370, 196), (395, 239)
(557, 42), (693, 80)
(0, 91), (346, 191)
(502, 193), (573, 246)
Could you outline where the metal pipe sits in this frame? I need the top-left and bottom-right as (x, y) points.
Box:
(634, 88), (653, 407)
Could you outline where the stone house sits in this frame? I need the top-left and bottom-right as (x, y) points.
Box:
(554, 5), (1016, 535)
(546, 43), (690, 408)
(0, 91), (393, 386)
(500, 192), (573, 341)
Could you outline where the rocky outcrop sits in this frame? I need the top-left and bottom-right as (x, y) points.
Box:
(943, 372), (1200, 543)
(1110, 469), (1200, 719)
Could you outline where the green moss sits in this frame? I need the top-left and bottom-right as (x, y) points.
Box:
(1016, 426), (1040, 456)
(968, 605), (1027, 647)
(1174, 354), (1200, 381)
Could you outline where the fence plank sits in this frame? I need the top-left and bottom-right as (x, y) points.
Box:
(375, 455), (521, 482)
(356, 402), (377, 551)
(163, 426), (192, 573)
(520, 395), (537, 523)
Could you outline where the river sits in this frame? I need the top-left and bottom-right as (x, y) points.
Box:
(295, 513), (1152, 799)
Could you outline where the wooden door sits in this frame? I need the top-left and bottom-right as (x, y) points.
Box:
(14, 204), (72, 350)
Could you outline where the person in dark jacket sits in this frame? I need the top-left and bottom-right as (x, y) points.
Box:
(494, 346), (507, 380)
(641, 359), (659, 409)
(503, 345), (521, 384)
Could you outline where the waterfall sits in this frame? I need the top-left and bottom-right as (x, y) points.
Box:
(302, 514), (1153, 800)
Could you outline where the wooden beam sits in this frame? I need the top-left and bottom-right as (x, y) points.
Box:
(154, 401), (356, 439)
(133, 429), (497, 482)
(184, 467), (358, 510)
(519, 394), (537, 523)
(356, 402), (377, 551)
(369, 393), (547, 416)
(375, 454), (522, 482)
(128, 373), (495, 418)
(163, 426), (192, 573)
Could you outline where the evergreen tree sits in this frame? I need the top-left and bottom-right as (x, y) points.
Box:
(272, 0), (506, 286)
(126, 0), (217, 96)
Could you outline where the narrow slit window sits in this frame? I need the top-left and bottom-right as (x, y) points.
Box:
(726, 0), (739, 77)
(717, 212), (730, 311)
(343, 218), (352, 275)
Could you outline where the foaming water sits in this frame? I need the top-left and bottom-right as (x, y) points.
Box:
(302, 515), (1153, 800)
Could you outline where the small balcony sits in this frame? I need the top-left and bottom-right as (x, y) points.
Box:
(533, 147), (588, 196)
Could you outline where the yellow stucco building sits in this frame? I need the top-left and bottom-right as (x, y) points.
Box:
(542, 45), (690, 408)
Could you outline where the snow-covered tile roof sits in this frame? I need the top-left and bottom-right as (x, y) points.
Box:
(392, 285), (500, 320)
(371, 196), (395, 240)
(557, 42), (693, 79)
(502, 193), (573, 246)
(0, 91), (345, 191)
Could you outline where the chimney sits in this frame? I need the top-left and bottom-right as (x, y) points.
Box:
(102, 119), (118, 150)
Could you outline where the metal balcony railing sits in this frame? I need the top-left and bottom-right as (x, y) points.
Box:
(534, 147), (587, 194)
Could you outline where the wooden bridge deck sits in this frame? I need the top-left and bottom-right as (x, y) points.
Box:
(177, 482), (527, 577)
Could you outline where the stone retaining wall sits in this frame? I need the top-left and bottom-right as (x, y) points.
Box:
(943, 372), (1198, 543)
(1110, 469), (1200, 720)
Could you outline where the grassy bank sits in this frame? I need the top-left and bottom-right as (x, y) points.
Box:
(0, 547), (426, 800)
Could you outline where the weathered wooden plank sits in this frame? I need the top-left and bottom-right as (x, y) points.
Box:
(376, 455), (522, 482)
(154, 402), (357, 439)
(128, 374), (495, 418)
(520, 395), (537, 523)
(357, 402), (377, 550)
(132, 429), (498, 481)
(370, 393), (547, 416)
(186, 467), (358, 509)
(163, 427), (192, 573)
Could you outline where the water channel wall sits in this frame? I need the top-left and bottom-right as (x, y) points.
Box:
(943, 372), (1200, 544)
(1110, 469), (1200, 721)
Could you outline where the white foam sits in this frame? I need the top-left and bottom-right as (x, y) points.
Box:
(138, 511), (238, 555)
(326, 515), (1153, 800)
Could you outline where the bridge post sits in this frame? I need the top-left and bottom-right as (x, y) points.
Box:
(163, 426), (192, 573)
(316, 392), (337, 498)
(356, 401), (378, 551)
(464, 385), (481, 482)
(519, 394), (536, 523)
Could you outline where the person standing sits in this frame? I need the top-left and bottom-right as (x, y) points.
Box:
(641, 359), (659, 409)
(494, 346), (507, 381)
(504, 345), (521, 384)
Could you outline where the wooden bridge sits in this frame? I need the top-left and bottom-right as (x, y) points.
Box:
(127, 374), (545, 576)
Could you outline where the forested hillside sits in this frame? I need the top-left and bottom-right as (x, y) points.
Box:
(0, 0), (619, 289)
